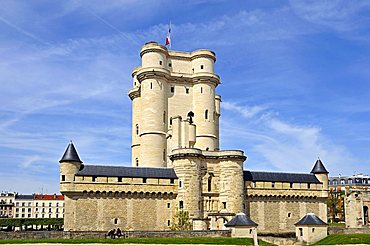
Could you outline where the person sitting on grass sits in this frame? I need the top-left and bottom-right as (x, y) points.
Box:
(107, 228), (116, 239)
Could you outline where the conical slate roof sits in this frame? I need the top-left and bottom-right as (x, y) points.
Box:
(225, 212), (258, 227)
(310, 159), (328, 174)
(295, 213), (327, 226)
(59, 142), (82, 163)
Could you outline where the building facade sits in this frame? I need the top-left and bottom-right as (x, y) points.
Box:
(60, 42), (328, 233)
(12, 194), (64, 219)
(0, 192), (15, 218)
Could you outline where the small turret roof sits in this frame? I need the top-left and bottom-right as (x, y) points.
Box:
(295, 213), (327, 226)
(224, 212), (258, 227)
(310, 159), (328, 174)
(59, 142), (82, 163)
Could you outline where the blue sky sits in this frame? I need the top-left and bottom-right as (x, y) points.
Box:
(1, 0), (370, 194)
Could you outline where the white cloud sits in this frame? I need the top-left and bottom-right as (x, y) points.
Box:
(222, 101), (268, 119)
(221, 101), (359, 174)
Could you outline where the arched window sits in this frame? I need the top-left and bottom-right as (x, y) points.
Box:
(136, 124), (139, 135)
(205, 109), (208, 120)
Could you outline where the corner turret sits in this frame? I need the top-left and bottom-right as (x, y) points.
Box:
(311, 159), (329, 190)
(60, 142), (83, 187)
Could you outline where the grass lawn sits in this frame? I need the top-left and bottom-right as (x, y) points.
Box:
(315, 234), (370, 245)
(0, 237), (275, 245)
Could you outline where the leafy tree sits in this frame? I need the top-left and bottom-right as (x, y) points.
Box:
(170, 210), (192, 231)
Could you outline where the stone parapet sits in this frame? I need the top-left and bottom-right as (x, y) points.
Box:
(61, 182), (177, 194)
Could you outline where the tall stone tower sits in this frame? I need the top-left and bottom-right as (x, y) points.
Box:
(128, 42), (221, 168)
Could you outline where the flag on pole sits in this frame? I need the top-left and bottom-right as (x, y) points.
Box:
(165, 23), (171, 48)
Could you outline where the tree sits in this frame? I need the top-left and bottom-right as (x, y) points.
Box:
(170, 210), (192, 231)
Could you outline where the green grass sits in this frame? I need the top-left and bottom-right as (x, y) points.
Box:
(0, 237), (275, 245)
(315, 234), (370, 245)
(328, 222), (346, 227)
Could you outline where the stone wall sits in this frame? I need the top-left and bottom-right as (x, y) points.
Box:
(0, 230), (230, 240)
(65, 194), (175, 231)
(328, 227), (370, 234)
(247, 197), (326, 233)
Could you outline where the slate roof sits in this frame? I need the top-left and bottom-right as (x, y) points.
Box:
(76, 165), (178, 179)
(310, 159), (329, 174)
(225, 212), (258, 227)
(244, 171), (321, 184)
(295, 213), (327, 226)
(60, 142), (82, 163)
(16, 195), (34, 200)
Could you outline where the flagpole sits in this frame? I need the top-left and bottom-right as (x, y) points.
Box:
(169, 21), (172, 49)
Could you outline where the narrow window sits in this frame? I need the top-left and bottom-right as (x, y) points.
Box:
(92, 176), (96, 182)
(163, 111), (166, 123)
(163, 149), (166, 161)
(170, 86), (174, 93)
(250, 229), (252, 234)
(308, 183), (311, 189)
(272, 182), (275, 188)
(288, 213), (291, 218)
(170, 178), (174, 184)
(208, 177), (212, 192)
(118, 177), (122, 182)
(179, 201), (184, 209)
(205, 109), (208, 120)
(114, 218), (118, 224)
(290, 182), (293, 188)
(312, 228), (315, 232)
(299, 228), (303, 236)
(159, 60), (162, 65)
(143, 178), (147, 183)
(168, 220), (170, 226)
(222, 202), (226, 209)
(136, 158), (139, 166)
(167, 203), (170, 208)
(150, 82), (153, 89)
(185, 88), (189, 94)
(192, 68), (194, 73)
(179, 180), (182, 188)
(200, 65), (204, 69)
(168, 63), (172, 67)
(201, 87), (203, 93)
(61, 175), (65, 181)
(169, 118), (172, 125)
(136, 124), (139, 135)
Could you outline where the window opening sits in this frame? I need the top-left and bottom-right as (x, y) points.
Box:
(167, 203), (170, 208)
(136, 124), (139, 135)
(135, 158), (139, 167)
(170, 178), (174, 184)
(200, 65), (204, 69)
(143, 178), (147, 183)
(150, 82), (153, 89)
(290, 182), (293, 188)
(171, 86), (174, 93)
(61, 175), (65, 181)
(272, 182), (275, 188)
(208, 177), (212, 192)
(118, 177), (122, 182)
(201, 87), (203, 93)
(179, 201), (184, 209)
(168, 63), (172, 67)
(186, 88), (189, 94)
(205, 109), (208, 120)
(92, 176), (96, 182)
(222, 202), (226, 209)
(159, 61), (162, 65)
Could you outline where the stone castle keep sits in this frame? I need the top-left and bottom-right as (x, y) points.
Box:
(60, 42), (329, 233)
